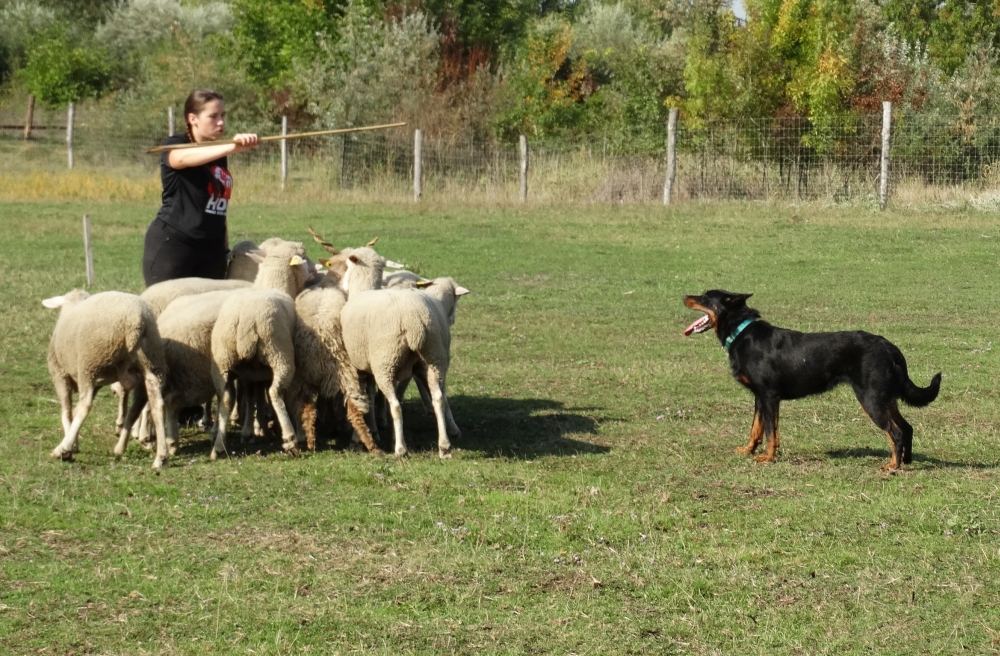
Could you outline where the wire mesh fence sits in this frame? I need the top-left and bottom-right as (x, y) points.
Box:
(5, 103), (1000, 205)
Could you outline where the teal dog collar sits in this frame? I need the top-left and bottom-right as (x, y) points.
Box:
(723, 319), (754, 351)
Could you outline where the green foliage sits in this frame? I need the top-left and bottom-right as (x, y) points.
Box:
(19, 32), (112, 106)
(228, 0), (348, 87)
(417, 0), (538, 56)
(295, 0), (440, 128)
(494, 15), (594, 140)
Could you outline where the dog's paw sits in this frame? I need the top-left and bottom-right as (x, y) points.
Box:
(735, 445), (756, 455)
(753, 454), (776, 463)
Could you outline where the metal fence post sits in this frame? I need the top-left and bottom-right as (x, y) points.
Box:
(83, 215), (94, 287)
(67, 102), (75, 169)
(663, 108), (679, 205)
(281, 115), (288, 191)
(519, 134), (529, 202)
(414, 129), (423, 201)
(168, 106), (174, 136)
(23, 94), (34, 141)
(879, 101), (892, 210)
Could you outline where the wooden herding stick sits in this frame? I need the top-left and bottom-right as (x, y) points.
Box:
(146, 122), (407, 154)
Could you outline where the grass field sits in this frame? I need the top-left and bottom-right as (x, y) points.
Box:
(2, 197), (1000, 655)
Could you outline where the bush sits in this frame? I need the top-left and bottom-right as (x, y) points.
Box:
(20, 33), (112, 106)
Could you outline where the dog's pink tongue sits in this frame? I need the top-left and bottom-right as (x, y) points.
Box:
(684, 315), (708, 336)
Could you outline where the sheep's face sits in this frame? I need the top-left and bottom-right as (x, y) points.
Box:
(42, 289), (91, 311)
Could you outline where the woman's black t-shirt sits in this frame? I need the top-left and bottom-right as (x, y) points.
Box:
(154, 133), (232, 246)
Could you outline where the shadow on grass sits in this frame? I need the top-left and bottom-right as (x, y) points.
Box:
(826, 447), (995, 470)
(416, 394), (611, 459)
(171, 396), (612, 460)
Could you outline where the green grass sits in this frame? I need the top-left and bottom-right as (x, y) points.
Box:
(2, 199), (1000, 654)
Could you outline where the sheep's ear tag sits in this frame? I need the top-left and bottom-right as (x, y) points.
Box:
(289, 255), (304, 266)
(366, 236), (379, 247)
(42, 295), (66, 309)
(317, 258), (330, 268)
(414, 280), (433, 289)
(455, 286), (471, 296)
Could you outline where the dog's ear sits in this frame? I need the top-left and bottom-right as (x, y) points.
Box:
(725, 292), (752, 305)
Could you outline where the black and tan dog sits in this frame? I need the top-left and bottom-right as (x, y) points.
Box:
(683, 290), (941, 471)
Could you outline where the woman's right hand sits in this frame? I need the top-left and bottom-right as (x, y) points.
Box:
(232, 133), (260, 153)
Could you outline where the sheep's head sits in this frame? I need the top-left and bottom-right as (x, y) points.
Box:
(42, 289), (91, 311)
(340, 247), (387, 295)
(250, 242), (311, 296)
(416, 277), (471, 325)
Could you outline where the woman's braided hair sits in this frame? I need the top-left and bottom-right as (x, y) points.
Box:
(184, 89), (224, 142)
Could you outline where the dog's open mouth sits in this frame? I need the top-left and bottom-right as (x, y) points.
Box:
(684, 314), (711, 336)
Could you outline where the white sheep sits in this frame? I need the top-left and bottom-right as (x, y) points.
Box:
(341, 275), (470, 457)
(42, 290), (170, 468)
(153, 289), (236, 455)
(289, 285), (380, 453)
(208, 243), (312, 458)
(141, 277), (253, 317)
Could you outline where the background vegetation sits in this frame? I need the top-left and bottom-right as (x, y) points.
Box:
(5, 0), (1000, 149)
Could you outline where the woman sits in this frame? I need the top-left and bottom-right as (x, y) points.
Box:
(142, 89), (260, 286)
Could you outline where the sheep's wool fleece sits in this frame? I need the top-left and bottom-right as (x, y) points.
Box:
(49, 291), (160, 384)
(341, 289), (451, 375)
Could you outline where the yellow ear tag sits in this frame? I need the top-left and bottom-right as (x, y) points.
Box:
(289, 255), (304, 266)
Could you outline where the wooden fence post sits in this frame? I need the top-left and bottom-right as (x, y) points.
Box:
(519, 134), (529, 202)
(663, 108), (679, 205)
(23, 94), (35, 140)
(879, 101), (892, 210)
(413, 129), (423, 201)
(67, 102), (75, 169)
(281, 115), (288, 191)
(168, 106), (174, 136)
(83, 215), (94, 287)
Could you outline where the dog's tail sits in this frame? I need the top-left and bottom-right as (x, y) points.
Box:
(901, 372), (941, 407)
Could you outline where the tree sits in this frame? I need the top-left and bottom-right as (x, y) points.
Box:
(20, 32), (112, 106)
(227, 0), (348, 87)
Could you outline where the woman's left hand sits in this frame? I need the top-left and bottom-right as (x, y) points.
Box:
(232, 133), (260, 152)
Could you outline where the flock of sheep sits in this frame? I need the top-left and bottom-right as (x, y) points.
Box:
(41, 230), (470, 468)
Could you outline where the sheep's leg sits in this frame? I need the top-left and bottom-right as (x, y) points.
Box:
(424, 366), (453, 458)
(240, 381), (257, 444)
(209, 366), (232, 460)
(268, 383), (299, 455)
(413, 368), (434, 415)
(52, 384), (97, 461)
(113, 385), (146, 457)
(354, 375), (381, 449)
(230, 381), (243, 425)
(376, 389), (389, 429)
(53, 375), (74, 437)
(199, 397), (214, 434)
(141, 371), (170, 468)
(346, 399), (382, 454)
(301, 396), (317, 451)
(112, 382), (128, 433)
(375, 372), (407, 457)
(164, 399), (181, 458)
(132, 402), (149, 443)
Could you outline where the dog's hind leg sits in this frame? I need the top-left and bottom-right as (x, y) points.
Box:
(889, 402), (914, 465)
(754, 397), (781, 463)
(856, 390), (906, 471)
(737, 398), (766, 455)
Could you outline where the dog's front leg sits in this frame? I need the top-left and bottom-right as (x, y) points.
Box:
(736, 398), (766, 455)
(754, 397), (780, 463)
